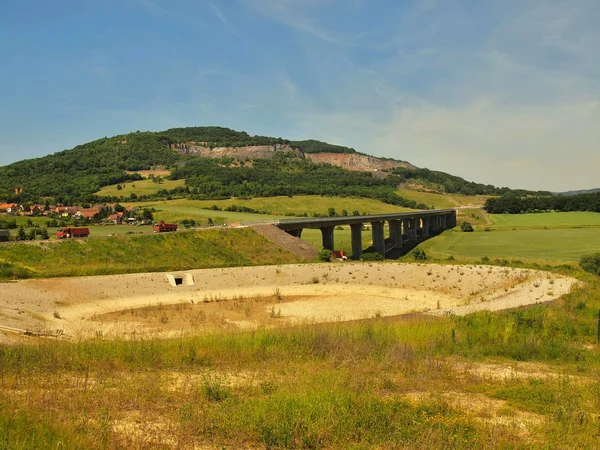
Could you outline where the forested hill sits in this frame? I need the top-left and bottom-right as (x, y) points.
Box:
(0, 126), (543, 206)
(558, 188), (600, 196)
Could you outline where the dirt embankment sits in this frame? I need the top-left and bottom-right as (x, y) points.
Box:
(0, 263), (577, 343)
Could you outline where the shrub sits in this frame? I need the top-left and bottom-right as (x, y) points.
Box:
(412, 248), (427, 261)
(361, 252), (384, 261)
(580, 253), (600, 275)
(318, 248), (332, 262)
(460, 221), (474, 232)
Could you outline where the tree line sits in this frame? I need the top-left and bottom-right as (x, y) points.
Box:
(484, 192), (600, 214)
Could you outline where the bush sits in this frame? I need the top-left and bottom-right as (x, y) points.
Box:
(412, 248), (427, 261)
(580, 253), (600, 275)
(361, 252), (384, 261)
(318, 248), (332, 262)
(460, 221), (474, 232)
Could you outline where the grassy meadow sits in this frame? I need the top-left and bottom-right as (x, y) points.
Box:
(2, 273), (600, 448)
(396, 189), (491, 209)
(488, 211), (600, 229)
(418, 211), (600, 264)
(420, 227), (600, 263)
(128, 196), (411, 224)
(96, 178), (186, 197)
(0, 228), (302, 279)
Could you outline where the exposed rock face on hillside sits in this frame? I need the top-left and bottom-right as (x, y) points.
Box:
(305, 153), (416, 172)
(171, 142), (416, 173)
(172, 143), (303, 160)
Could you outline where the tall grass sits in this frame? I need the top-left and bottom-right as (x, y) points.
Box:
(2, 275), (600, 448)
(0, 228), (302, 280)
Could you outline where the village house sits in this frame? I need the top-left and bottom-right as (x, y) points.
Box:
(76, 208), (101, 220)
(0, 203), (21, 214)
(106, 212), (124, 224)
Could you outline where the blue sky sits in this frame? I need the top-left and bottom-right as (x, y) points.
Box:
(1, 0), (598, 191)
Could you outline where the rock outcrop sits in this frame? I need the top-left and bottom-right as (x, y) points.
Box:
(171, 143), (303, 160)
(305, 153), (416, 172)
(171, 142), (416, 173)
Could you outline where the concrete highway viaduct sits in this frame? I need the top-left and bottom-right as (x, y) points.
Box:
(277, 209), (457, 260)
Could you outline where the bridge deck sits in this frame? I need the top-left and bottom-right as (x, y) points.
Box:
(276, 209), (456, 230)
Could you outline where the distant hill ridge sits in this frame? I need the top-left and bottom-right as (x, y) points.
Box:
(0, 126), (546, 205)
(558, 188), (600, 196)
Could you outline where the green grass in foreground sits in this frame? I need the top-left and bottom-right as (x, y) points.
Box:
(489, 211), (600, 228)
(0, 228), (301, 279)
(1, 275), (600, 448)
(420, 228), (600, 263)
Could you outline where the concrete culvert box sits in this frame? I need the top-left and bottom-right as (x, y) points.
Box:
(166, 273), (195, 287)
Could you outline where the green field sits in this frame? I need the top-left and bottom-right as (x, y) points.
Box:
(129, 196), (410, 219)
(420, 228), (600, 263)
(128, 199), (286, 225)
(489, 211), (600, 228)
(396, 189), (490, 209)
(0, 228), (302, 279)
(96, 178), (186, 197)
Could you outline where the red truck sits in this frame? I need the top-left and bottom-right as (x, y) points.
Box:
(153, 221), (178, 233)
(56, 227), (90, 239)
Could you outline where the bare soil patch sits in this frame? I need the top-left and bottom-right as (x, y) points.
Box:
(0, 263), (577, 341)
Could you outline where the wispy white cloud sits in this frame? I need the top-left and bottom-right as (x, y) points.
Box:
(271, 0), (600, 190)
(207, 2), (237, 34)
(241, 0), (365, 46)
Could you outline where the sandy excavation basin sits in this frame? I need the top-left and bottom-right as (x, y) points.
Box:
(0, 263), (577, 342)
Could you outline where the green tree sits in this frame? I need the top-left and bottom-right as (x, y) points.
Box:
(328, 207), (336, 217)
(16, 225), (26, 241)
(412, 248), (427, 260)
(41, 228), (49, 240)
(341, 209), (348, 216)
(580, 253), (600, 275)
(460, 221), (474, 232)
(142, 209), (153, 221)
(318, 248), (331, 262)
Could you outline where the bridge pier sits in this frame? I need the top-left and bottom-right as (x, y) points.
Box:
(449, 212), (457, 228)
(276, 209), (458, 258)
(431, 216), (439, 233)
(371, 221), (386, 256)
(320, 226), (334, 251)
(422, 217), (430, 238)
(411, 218), (419, 241)
(389, 219), (402, 249)
(350, 223), (363, 260)
(286, 229), (303, 238)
